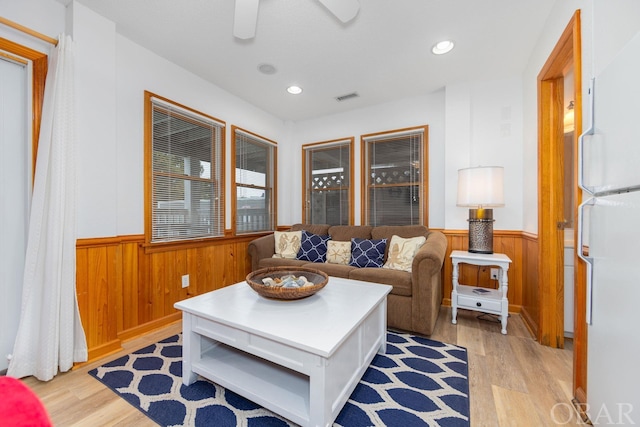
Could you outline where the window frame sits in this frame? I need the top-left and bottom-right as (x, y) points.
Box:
(144, 91), (226, 249)
(302, 137), (355, 225)
(231, 125), (277, 235)
(360, 126), (429, 226)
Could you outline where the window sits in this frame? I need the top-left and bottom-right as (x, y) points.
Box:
(232, 126), (277, 233)
(145, 92), (225, 244)
(302, 138), (354, 225)
(362, 126), (428, 226)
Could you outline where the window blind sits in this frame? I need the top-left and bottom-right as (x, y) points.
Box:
(304, 139), (351, 225)
(150, 101), (224, 242)
(234, 128), (276, 233)
(364, 129), (424, 226)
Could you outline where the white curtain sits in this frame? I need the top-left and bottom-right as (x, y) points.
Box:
(7, 35), (88, 381)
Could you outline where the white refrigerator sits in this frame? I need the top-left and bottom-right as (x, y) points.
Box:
(578, 31), (640, 425)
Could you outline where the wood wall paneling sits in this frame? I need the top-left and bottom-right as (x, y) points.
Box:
(75, 248), (89, 346)
(520, 233), (540, 338)
(121, 242), (139, 331)
(77, 231), (537, 361)
(441, 230), (531, 316)
(75, 235), (255, 362)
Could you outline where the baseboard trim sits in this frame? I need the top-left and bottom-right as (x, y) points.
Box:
(520, 306), (538, 339)
(572, 394), (593, 425)
(117, 312), (182, 342)
(79, 339), (123, 367)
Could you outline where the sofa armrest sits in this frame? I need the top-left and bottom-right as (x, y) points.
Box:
(412, 230), (447, 277)
(248, 233), (276, 271)
(410, 230), (448, 334)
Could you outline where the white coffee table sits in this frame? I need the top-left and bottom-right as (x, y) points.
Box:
(174, 277), (392, 427)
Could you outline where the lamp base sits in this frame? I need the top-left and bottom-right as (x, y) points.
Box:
(467, 209), (494, 254)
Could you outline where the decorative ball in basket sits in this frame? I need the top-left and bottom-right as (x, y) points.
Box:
(246, 267), (329, 300)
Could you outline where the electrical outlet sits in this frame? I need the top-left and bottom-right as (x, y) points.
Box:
(181, 274), (189, 288)
(490, 268), (499, 280)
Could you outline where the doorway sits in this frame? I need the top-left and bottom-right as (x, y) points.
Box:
(0, 54), (29, 373)
(0, 38), (47, 374)
(537, 10), (587, 407)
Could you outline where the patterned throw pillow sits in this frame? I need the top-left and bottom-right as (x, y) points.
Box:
(383, 235), (427, 272)
(296, 230), (331, 262)
(272, 231), (302, 259)
(325, 241), (351, 265)
(349, 238), (387, 268)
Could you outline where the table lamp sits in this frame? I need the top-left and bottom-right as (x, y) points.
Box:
(457, 166), (505, 254)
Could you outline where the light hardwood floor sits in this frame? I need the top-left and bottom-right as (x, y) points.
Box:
(21, 307), (585, 426)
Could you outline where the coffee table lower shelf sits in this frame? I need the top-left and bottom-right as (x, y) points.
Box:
(192, 339), (310, 424)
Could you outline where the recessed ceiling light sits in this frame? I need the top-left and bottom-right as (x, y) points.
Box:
(432, 40), (455, 55)
(257, 63), (277, 75)
(287, 85), (303, 95)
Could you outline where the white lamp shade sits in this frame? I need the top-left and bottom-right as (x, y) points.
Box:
(457, 166), (505, 207)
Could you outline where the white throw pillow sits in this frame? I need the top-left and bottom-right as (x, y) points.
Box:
(325, 241), (351, 265)
(382, 235), (427, 272)
(272, 231), (302, 259)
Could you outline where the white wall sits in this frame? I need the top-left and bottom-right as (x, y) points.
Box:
(289, 80), (525, 234)
(521, 1), (593, 234)
(444, 78), (524, 232)
(289, 91), (446, 227)
(69, 2), (118, 238)
(0, 0), (66, 372)
(68, 1), (287, 237)
(521, 0), (640, 234)
(1, 0), (527, 237)
(17, 0), (640, 240)
(114, 33), (287, 236)
(0, 0), (65, 53)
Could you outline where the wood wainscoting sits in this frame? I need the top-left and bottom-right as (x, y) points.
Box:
(520, 232), (540, 338)
(76, 229), (541, 361)
(441, 230), (539, 336)
(75, 233), (258, 362)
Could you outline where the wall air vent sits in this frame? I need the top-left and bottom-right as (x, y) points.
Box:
(335, 92), (359, 102)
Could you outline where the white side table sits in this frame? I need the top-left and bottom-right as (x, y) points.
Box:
(450, 250), (512, 334)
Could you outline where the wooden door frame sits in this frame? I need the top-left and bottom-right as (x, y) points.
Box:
(537, 10), (587, 404)
(0, 37), (47, 179)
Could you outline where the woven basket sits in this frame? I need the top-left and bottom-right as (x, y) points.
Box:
(246, 267), (329, 300)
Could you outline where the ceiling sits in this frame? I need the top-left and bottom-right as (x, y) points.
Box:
(75, 0), (557, 122)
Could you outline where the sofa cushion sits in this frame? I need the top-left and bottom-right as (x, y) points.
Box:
(372, 225), (429, 258)
(383, 235), (426, 272)
(296, 230), (331, 262)
(258, 257), (308, 269)
(272, 231), (302, 259)
(371, 225), (429, 240)
(349, 267), (412, 297)
(349, 238), (387, 268)
(325, 240), (351, 265)
(328, 225), (372, 241)
(302, 262), (354, 279)
(290, 223), (330, 236)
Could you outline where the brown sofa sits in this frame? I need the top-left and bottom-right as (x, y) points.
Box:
(247, 224), (448, 336)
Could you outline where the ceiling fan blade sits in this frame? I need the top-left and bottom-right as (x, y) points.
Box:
(317, 0), (359, 23)
(233, 0), (260, 39)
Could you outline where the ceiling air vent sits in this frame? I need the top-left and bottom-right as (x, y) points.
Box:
(335, 92), (359, 102)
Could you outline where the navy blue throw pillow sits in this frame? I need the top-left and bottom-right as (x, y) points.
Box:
(296, 230), (331, 263)
(349, 238), (387, 268)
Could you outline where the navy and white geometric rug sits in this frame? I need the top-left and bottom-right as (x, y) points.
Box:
(89, 332), (470, 426)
